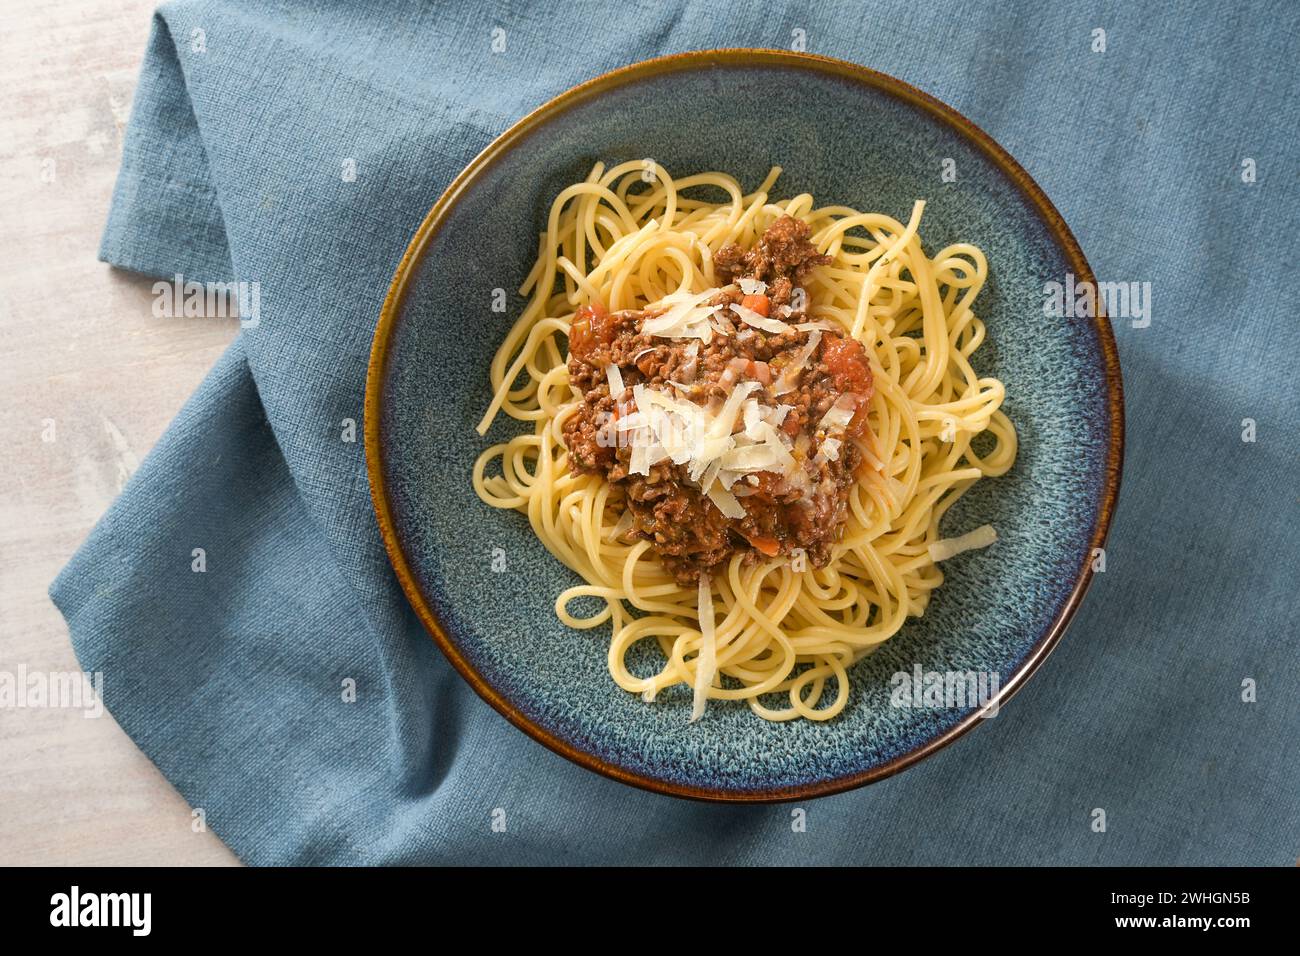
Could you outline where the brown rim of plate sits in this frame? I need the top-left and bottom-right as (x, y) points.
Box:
(364, 48), (1126, 803)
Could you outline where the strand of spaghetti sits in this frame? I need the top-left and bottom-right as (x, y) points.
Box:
(476, 317), (570, 433)
(850, 202), (924, 341)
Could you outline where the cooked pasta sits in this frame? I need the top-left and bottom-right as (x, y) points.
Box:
(473, 162), (1015, 722)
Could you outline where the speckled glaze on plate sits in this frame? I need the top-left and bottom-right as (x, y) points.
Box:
(366, 50), (1123, 802)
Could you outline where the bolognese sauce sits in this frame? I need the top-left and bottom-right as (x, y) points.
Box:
(562, 216), (874, 586)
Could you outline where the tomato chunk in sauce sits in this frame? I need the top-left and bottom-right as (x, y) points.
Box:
(821, 334), (872, 392)
(568, 302), (614, 360)
(820, 334), (874, 436)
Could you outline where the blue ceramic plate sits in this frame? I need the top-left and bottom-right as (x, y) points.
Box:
(366, 50), (1123, 801)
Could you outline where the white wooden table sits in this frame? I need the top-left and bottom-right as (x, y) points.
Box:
(0, 1), (239, 865)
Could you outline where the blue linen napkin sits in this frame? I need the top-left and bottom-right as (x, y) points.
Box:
(54, 0), (1299, 864)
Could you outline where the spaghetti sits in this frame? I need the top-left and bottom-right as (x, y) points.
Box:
(472, 162), (1015, 722)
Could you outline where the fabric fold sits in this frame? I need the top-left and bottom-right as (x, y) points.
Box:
(52, 0), (1299, 865)
(98, 13), (233, 284)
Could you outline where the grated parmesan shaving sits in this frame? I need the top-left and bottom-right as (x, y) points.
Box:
(717, 468), (742, 490)
(818, 394), (858, 432)
(730, 303), (790, 334)
(629, 440), (649, 476)
(815, 437), (842, 464)
(720, 442), (783, 472)
(705, 482), (747, 520)
(606, 508), (634, 541)
(707, 381), (758, 439)
(690, 575), (717, 722)
(605, 364), (625, 399)
(738, 277), (767, 295)
(697, 457), (723, 495)
(773, 330), (821, 395)
(928, 525), (998, 562)
(646, 439), (672, 468)
(614, 410), (647, 432)
(642, 288), (719, 341)
(750, 421), (797, 474)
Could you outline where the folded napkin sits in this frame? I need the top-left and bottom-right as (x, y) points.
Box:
(55, 0), (1299, 864)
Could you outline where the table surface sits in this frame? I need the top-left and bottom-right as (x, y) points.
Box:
(0, 1), (239, 865)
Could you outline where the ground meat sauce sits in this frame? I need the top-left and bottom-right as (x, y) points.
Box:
(562, 216), (874, 586)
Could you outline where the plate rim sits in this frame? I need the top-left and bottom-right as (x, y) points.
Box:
(364, 48), (1126, 803)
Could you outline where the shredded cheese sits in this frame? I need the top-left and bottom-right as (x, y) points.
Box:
(606, 508), (634, 541)
(815, 437), (842, 464)
(605, 364), (625, 399)
(818, 394), (858, 432)
(690, 575), (718, 722)
(629, 440), (648, 476)
(730, 303), (790, 334)
(773, 330), (821, 394)
(928, 525), (998, 562)
(642, 288), (719, 340)
(705, 482), (747, 519)
(720, 442), (783, 471)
